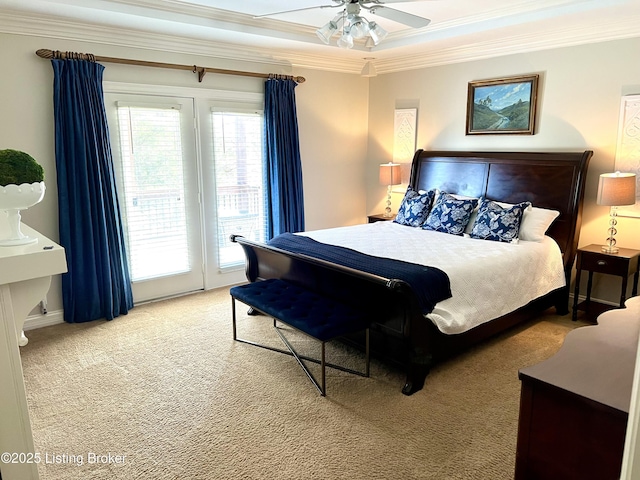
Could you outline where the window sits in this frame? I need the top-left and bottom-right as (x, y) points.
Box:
(105, 85), (266, 302)
(211, 109), (266, 268)
(116, 103), (191, 281)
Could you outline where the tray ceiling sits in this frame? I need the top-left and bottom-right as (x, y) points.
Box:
(0, 0), (638, 74)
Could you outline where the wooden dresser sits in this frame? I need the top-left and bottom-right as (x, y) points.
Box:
(515, 297), (640, 480)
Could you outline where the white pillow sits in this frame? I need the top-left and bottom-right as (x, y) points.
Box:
(450, 193), (478, 201)
(431, 189), (478, 201)
(464, 208), (479, 235)
(519, 207), (560, 242)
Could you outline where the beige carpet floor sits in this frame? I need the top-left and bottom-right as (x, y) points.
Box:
(20, 287), (587, 480)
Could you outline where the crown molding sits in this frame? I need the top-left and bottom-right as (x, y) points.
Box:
(1, 8), (638, 76)
(0, 10), (364, 73)
(0, 11), (297, 68)
(374, 14), (640, 74)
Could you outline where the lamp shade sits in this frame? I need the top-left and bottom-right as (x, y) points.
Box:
(596, 172), (637, 206)
(379, 163), (401, 186)
(368, 22), (388, 45)
(316, 21), (337, 44)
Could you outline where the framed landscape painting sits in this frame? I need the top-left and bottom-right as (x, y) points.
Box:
(466, 74), (539, 135)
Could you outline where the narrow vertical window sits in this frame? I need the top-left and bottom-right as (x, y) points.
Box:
(211, 110), (266, 268)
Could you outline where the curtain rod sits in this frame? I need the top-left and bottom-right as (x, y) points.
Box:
(35, 49), (306, 84)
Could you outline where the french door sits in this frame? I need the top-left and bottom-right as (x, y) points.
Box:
(106, 94), (204, 302)
(105, 88), (266, 303)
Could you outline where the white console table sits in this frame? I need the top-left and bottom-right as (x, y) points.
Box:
(0, 221), (67, 480)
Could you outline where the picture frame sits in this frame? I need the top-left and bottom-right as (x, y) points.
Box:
(466, 74), (539, 135)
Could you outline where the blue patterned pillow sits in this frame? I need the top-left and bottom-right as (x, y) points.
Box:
(470, 198), (531, 243)
(394, 187), (436, 227)
(423, 192), (478, 235)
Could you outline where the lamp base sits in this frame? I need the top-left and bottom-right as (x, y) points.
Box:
(383, 186), (393, 217)
(601, 207), (621, 255)
(601, 244), (619, 254)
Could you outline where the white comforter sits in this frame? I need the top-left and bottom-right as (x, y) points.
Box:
(299, 221), (565, 334)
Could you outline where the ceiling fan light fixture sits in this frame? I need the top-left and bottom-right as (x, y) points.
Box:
(337, 30), (354, 49)
(316, 20), (338, 44)
(264, 0), (431, 50)
(330, 11), (389, 49)
(349, 15), (370, 39)
(368, 22), (388, 45)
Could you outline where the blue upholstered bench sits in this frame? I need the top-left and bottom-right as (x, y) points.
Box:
(230, 278), (370, 396)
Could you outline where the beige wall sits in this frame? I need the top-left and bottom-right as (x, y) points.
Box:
(367, 37), (640, 304)
(0, 33), (369, 314)
(1, 31), (638, 314)
(295, 67), (369, 230)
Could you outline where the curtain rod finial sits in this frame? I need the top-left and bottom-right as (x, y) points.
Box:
(36, 49), (54, 59)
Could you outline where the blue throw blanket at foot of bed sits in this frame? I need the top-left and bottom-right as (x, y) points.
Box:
(268, 233), (452, 314)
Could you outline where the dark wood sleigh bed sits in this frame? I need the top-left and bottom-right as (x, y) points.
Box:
(231, 150), (592, 395)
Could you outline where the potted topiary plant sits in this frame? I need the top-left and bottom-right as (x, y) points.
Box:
(0, 149), (46, 246)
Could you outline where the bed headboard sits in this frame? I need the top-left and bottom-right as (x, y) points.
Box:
(409, 150), (592, 275)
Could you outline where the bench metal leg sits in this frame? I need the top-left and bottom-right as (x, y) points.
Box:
(365, 328), (370, 378)
(273, 324), (326, 396)
(322, 342), (326, 395)
(231, 297), (370, 396)
(232, 297), (237, 341)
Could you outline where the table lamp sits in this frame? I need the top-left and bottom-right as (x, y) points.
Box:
(596, 171), (637, 254)
(379, 162), (401, 217)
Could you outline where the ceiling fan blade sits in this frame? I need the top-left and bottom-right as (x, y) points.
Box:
(253, 4), (341, 19)
(364, 0), (436, 3)
(368, 6), (431, 28)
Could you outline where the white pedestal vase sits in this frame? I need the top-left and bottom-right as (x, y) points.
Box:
(0, 182), (45, 246)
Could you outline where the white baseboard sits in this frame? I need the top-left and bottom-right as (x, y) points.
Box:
(23, 310), (65, 331)
(19, 293), (622, 333)
(569, 293), (619, 308)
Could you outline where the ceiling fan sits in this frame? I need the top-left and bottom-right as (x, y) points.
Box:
(255, 0), (432, 49)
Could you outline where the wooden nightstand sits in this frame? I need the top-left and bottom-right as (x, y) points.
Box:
(572, 244), (640, 321)
(368, 213), (396, 223)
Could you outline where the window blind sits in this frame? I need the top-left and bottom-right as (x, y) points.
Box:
(211, 109), (266, 268)
(116, 105), (191, 281)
